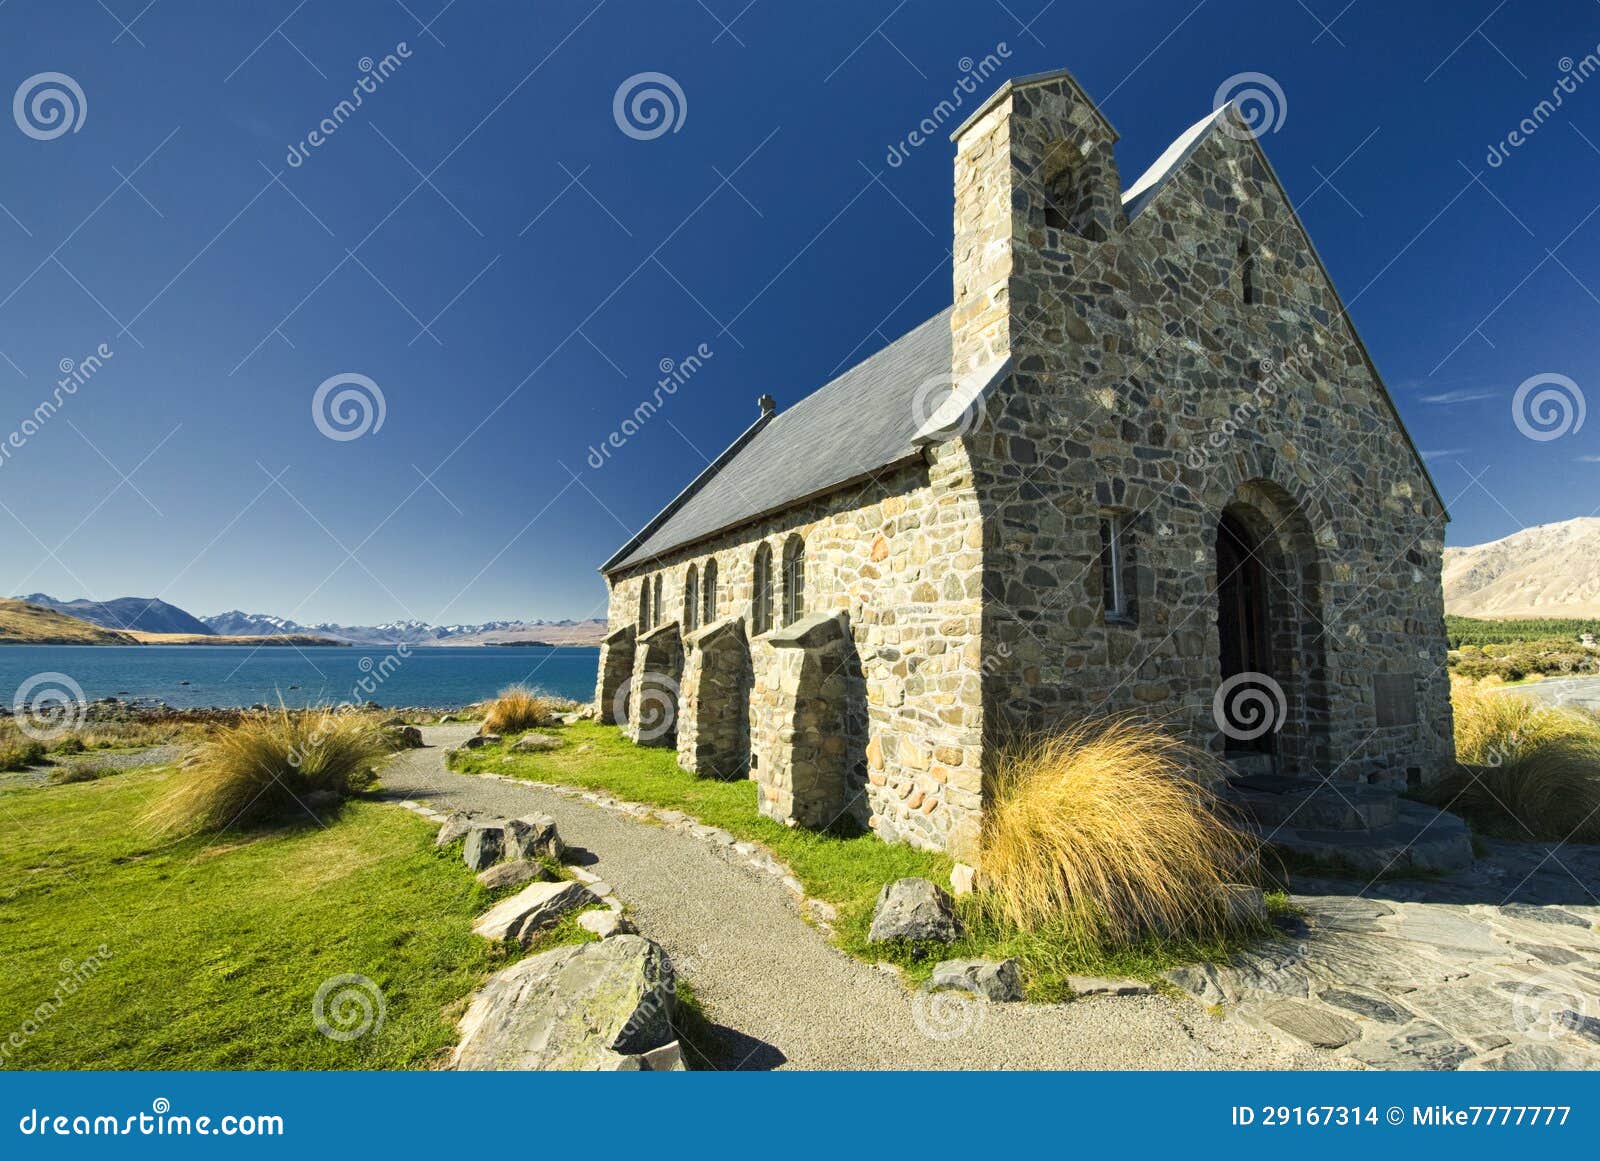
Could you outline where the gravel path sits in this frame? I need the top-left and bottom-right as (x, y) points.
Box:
(378, 724), (1314, 1071)
(0, 743), (185, 790)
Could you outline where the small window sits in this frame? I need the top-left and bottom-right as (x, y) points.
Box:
(684, 565), (699, 631)
(652, 575), (663, 627)
(1100, 515), (1136, 623)
(638, 582), (650, 632)
(1238, 238), (1256, 305)
(782, 535), (805, 626)
(702, 558), (718, 624)
(752, 543), (774, 634)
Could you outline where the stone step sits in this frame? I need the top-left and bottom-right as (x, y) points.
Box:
(1224, 774), (1399, 832)
(1262, 800), (1475, 877)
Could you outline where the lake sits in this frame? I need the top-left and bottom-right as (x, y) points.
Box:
(0, 645), (600, 710)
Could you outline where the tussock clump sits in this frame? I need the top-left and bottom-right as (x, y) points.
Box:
(481, 685), (554, 736)
(1432, 681), (1600, 841)
(0, 737), (47, 772)
(145, 708), (385, 836)
(977, 717), (1259, 954)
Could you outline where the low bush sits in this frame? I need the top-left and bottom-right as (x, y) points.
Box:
(48, 763), (111, 785)
(0, 738), (47, 772)
(481, 685), (554, 735)
(976, 717), (1260, 954)
(144, 709), (386, 836)
(1430, 681), (1600, 841)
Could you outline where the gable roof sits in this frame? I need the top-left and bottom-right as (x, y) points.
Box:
(602, 310), (953, 573)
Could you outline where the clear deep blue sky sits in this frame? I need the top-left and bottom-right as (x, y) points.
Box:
(2, 0), (1598, 625)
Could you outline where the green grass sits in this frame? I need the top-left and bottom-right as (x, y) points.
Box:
(0, 765), (566, 1070)
(449, 721), (1272, 999)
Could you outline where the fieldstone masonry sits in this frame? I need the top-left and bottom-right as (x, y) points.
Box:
(677, 617), (752, 779)
(626, 623), (682, 748)
(595, 624), (636, 726)
(597, 66), (1453, 859)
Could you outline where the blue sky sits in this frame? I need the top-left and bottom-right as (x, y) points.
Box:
(1, 0), (1597, 624)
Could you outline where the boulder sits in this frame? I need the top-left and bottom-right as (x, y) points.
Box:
(512, 732), (562, 752)
(930, 957), (1023, 1002)
(1222, 883), (1268, 928)
(386, 725), (423, 748)
(435, 810), (488, 846)
(451, 935), (678, 1069)
(505, 814), (565, 860)
(462, 823), (508, 870)
(463, 734), (502, 750)
(868, 877), (962, 944)
(578, 909), (636, 939)
(381, 716), (407, 727)
(472, 880), (598, 943)
(477, 860), (553, 891)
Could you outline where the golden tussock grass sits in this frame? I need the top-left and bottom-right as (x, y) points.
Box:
(481, 685), (554, 735)
(977, 717), (1260, 954)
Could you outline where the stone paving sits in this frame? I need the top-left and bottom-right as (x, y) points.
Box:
(1165, 840), (1600, 1069)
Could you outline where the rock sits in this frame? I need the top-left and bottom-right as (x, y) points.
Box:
(1500, 902), (1592, 928)
(578, 909), (636, 939)
(511, 732), (562, 752)
(949, 863), (977, 897)
(1472, 1042), (1599, 1070)
(633, 1040), (685, 1070)
(463, 734), (502, 750)
(451, 935), (677, 1069)
(1222, 883), (1267, 927)
(505, 814), (565, 860)
(1068, 975), (1154, 997)
(476, 860), (552, 891)
(381, 716), (406, 727)
(1350, 1020), (1475, 1071)
(930, 957), (1023, 1002)
(867, 877), (961, 944)
(472, 880), (598, 944)
(1319, 988), (1412, 1024)
(435, 812), (487, 847)
(438, 715), (456, 723)
(462, 823), (507, 870)
(386, 725), (423, 748)
(1555, 1008), (1600, 1045)
(1259, 999), (1360, 1048)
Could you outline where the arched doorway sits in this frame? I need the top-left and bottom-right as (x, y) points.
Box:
(1213, 482), (1331, 777)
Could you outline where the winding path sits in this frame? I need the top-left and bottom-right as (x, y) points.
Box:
(379, 724), (1311, 1071)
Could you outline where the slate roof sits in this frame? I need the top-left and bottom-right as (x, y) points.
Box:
(602, 309), (953, 573)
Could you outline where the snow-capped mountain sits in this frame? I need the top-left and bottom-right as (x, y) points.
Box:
(199, 611), (605, 646)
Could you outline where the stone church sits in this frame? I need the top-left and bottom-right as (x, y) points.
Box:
(594, 67), (1453, 862)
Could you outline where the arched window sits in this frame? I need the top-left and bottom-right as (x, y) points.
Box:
(1238, 237), (1256, 305)
(781, 535), (805, 626)
(684, 564), (700, 631)
(702, 558), (718, 625)
(751, 543), (773, 635)
(638, 581), (650, 632)
(652, 575), (663, 627)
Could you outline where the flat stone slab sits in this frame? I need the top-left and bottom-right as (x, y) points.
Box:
(930, 958), (1023, 1002)
(511, 732), (562, 752)
(1068, 975), (1153, 997)
(476, 860), (552, 891)
(1259, 1000), (1360, 1049)
(473, 880), (598, 944)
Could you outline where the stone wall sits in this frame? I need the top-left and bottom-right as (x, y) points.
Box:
(594, 624), (636, 725)
(626, 623), (683, 748)
(601, 456), (986, 856)
(951, 76), (1453, 787)
(676, 617), (751, 779)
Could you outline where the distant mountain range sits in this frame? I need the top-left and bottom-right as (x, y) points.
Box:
(1444, 517), (1600, 619)
(13, 594), (606, 647)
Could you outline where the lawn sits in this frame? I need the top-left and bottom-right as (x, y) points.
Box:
(449, 720), (1273, 998)
(0, 765), (522, 1070)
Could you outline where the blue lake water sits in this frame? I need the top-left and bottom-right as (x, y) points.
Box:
(0, 645), (600, 709)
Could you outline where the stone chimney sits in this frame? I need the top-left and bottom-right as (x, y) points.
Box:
(948, 68), (1123, 378)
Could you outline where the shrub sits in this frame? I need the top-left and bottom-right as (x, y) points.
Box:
(145, 709), (386, 836)
(976, 717), (1259, 953)
(1432, 681), (1600, 841)
(481, 686), (553, 735)
(0, 738), (47, 772)
(50, 736), (86, 755)
(48, 763), (110, 785)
